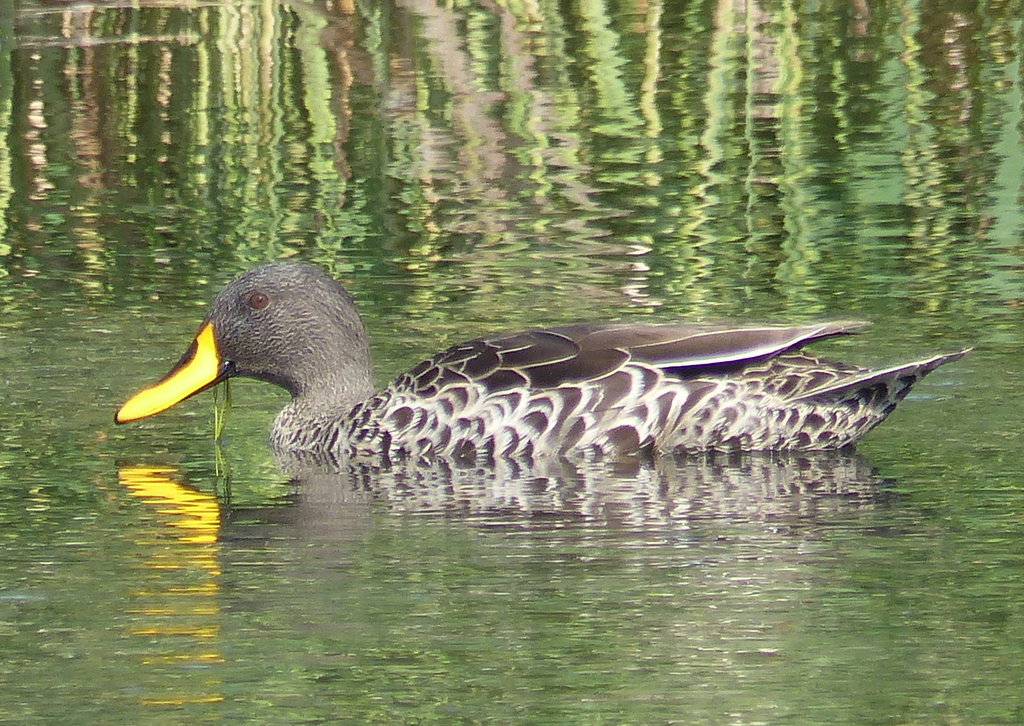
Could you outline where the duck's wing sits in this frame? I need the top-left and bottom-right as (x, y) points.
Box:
(559, 320), (868, 372)
(402, 320), (868, 394)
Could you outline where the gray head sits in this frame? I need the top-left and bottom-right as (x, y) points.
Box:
(115, 262), (374, 424)
(209, 262), (373, 401)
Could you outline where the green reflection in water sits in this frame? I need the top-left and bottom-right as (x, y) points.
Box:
(0, 0), (11, 256)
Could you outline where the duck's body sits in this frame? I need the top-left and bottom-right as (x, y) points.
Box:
(115, 262), (967, 463)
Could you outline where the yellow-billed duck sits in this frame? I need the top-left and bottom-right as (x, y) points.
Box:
(116, 262), (968, 463)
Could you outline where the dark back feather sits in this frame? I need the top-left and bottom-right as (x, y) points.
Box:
(414, 321), (870, 395)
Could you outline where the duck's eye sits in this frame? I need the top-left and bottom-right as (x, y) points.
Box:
(247, 291), (270, 310)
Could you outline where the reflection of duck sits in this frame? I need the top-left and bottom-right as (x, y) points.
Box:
(117, 466), (223, 705)
(116, 262), (967, 462)
(120, 466), (220, 546)
(232, 451), (891, 534)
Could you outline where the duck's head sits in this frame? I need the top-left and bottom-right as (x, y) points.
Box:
(115, 262), (373, 424)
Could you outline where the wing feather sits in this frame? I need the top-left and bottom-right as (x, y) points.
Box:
(414, 320), (869, 396)
(549, 321), (866, 371)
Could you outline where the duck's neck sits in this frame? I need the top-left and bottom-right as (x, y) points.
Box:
(269, 338), (376, 454)
(293, 364), (375, 416)
(280, 310), (375, 409)
(271, 375), (374, 455)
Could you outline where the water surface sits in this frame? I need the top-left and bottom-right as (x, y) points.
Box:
(1, 1), (1023, 723)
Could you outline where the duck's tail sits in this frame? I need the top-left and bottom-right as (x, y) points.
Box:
(795, 349), (971, 410)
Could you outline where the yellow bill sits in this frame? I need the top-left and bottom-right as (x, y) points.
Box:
(116, 323), (226, 423)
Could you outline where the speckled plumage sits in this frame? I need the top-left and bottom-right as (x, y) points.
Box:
(117, 262), (967, 463)
(271, 320), (965, 463)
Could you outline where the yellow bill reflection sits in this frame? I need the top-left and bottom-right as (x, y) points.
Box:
(118, 465), (224, 705)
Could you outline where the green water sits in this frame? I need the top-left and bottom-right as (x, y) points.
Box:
(2, 1), (1023, 723)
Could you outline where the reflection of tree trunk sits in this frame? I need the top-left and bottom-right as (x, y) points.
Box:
(850, 0), (870, 38)
(396, 0), (509, 190)
(389, 0), (601, 216)
(316, 0), (374, 183)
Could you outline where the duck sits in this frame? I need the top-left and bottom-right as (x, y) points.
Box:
(115, 261), (968, 463)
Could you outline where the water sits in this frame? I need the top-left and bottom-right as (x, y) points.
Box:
(2, 1), (1023, 723)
